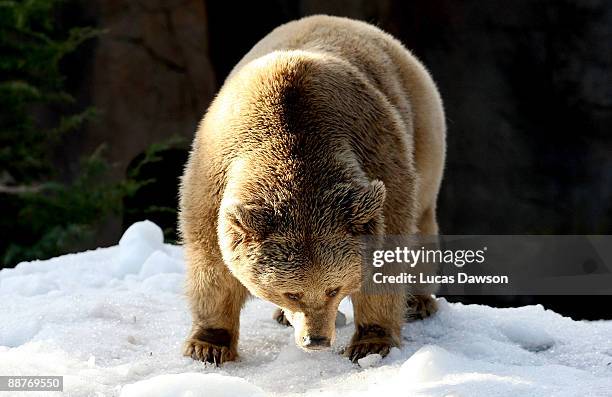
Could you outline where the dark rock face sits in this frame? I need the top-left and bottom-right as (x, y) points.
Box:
(83, 0), (215, 177)
(379, 1), (612, 235)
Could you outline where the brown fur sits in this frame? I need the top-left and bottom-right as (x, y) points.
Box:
(179, 15), (446, 364)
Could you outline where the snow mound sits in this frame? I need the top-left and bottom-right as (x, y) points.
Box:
(395, 344), (611, 396)
(114, 220), (166, 277)
(120, 373), (265, 397)
(139, 250), (184, 279)
(499, 320), (555, 352)
(1, 220), (611, 396)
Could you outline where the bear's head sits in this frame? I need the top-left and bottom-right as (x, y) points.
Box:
(218, 179), (386, 351)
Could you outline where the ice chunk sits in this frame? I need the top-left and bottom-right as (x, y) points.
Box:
(386, 347), (403, 362)
(119, 373), (265, 397)
(358, 353), (382, 368)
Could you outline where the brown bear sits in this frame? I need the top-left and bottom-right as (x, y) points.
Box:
(179, 14), (446, 365)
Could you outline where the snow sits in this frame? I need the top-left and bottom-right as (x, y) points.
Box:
(119, 373), (265, 397)
(1, 220), (611, 396)
(114, 220), (166, 277)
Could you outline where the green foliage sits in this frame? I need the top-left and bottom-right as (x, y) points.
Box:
(127, 135), (186, 181)
(2, 146), (146, 265)
(124, 135), (186, 244)
(0, 0), (102, 182)
(0, 0), (149, 267)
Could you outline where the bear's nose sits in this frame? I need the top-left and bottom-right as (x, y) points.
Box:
(302, 335), (331, 350)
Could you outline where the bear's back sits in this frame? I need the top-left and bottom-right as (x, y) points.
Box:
(181, 15), (445, 242)
(228, 15), (446, 216)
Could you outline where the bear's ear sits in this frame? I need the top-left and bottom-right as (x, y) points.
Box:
(222, 201), (273, 244)
(347, 180), (386, 235)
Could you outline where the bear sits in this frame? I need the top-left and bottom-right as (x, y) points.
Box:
(179, 14), (446, 365)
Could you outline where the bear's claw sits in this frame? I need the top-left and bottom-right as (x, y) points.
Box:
(184, 327), (236, 365)
(183, 339), (235, 365)
(345, 324), (396, 364)
(346, 340), (392, 363)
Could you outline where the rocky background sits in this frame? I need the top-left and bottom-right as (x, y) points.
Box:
(48, 0), (611, 317)
(61, 0), (612, 237)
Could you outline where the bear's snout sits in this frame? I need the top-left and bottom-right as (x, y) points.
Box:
(290, 310), (337, 351)
(301, 335), (331, 350)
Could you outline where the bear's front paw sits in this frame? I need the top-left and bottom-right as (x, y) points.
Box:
(184, 339), (236, 365)
(183, 327), (236, 365)
(345, 324), (398, 364)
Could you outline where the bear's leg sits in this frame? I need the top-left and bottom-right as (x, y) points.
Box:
(346, 292), (405, 363)
(183, 257), (249, 365)
(417, 205), (439, 235)
(411, 205), (439, 321)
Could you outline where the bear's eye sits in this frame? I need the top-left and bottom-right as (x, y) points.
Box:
(326, 287), (340, 298)
(285, 292), (302, 301)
